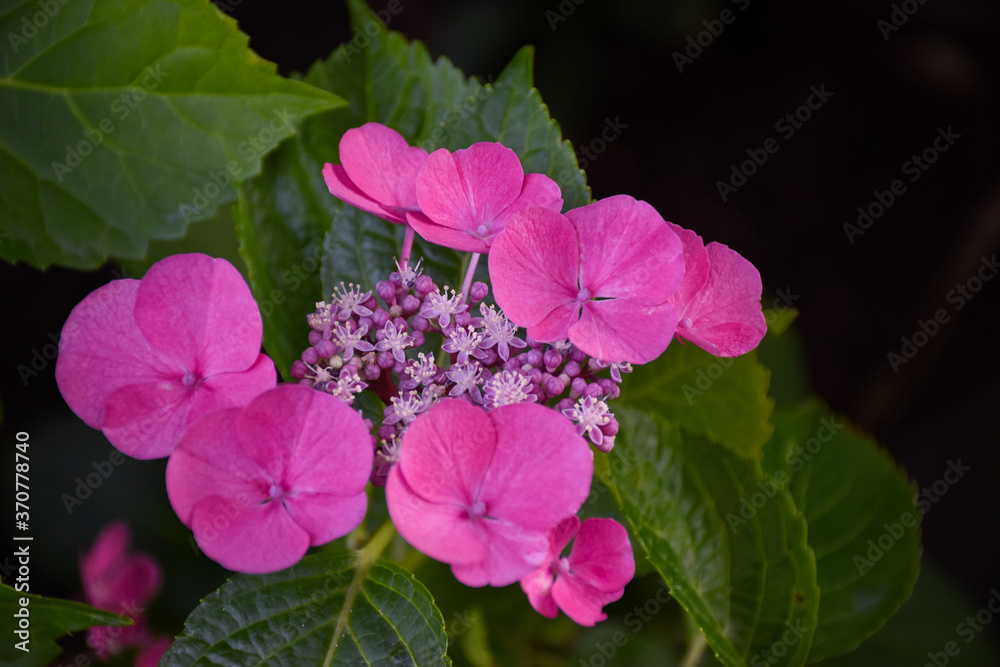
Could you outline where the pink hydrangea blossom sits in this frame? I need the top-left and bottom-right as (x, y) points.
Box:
(406, 142), (563, 253)
(56, 254), (275, 460)
(667, 223), (766, 357)
(322, 122), (429, 224)
(80, 522), (163, 659)
(520, 516), (634, 626)
(386, 399), (593, 587)
(489, 195), (684, 364)
(165, 384), (373, 574)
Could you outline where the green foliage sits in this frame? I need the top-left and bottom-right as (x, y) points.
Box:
(0, 583), (127, 667)
(0, 0), (342, 269)
(236, 0), (590, 377)
(161, 549), (450, 666)
(619, 343), (775, 459)
(611, 407), (820, 667)
(762, 402), (922, 662)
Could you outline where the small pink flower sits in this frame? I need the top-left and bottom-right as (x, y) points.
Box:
(668, 223), (766, 357)
(80, 522), (162, 659)
(406, 142), (563, 253)
(56, 254), (276, 459)
(386, 399), (592, 587)
(489, 195), (684, 364)
(322, 123), (429, 224)
(520, 516), (634, 626)
(165, 384), (373, 574)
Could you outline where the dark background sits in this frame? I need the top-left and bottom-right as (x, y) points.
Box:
(2, 0), (998, 662)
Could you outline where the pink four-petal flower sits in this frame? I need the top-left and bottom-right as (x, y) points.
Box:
(322, 122), (429, 224)
(490, 195), (684, 364)
(520, 516), (635, 626)
(667, 223), (766, 357)
(56, 254), (276, 459)
(406, 142), (563, 253)
(165, 384), (373, 574)
(386, 399), (593, 587)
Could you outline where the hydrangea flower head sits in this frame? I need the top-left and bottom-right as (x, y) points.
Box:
(386, 399), (593, 587)
(165, 384), (372, 573)
(80, 522), (163, 659)
(407, 142), (563, 253)
(520, 516), (634, 626)
(490, 195), (684, 364)
(56, 254), (276, 459)
(322, 122), (428, 224)
(668, 223), (767, 357)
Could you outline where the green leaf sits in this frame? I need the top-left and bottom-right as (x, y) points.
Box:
(161, 548), (450, 666)
(0, 0), (343, 270)
(0, 583), (128, 666)
(619, 343), (775, 459)
(762, 402), (921, 662)
(234, 0), (591, 374)
(611, 407), (820, 667)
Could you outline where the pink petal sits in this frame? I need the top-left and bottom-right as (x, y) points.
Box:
(386, 469), (488, 566)
(675, 243), (766, 357)
(283, 491), (368, 546)
(567, 518), (635, 592)
(393, 399), (497, 507)
(568, 195), (684, 304)
(136, 638), (172, 667)
(551, 573), (621, 627)
(520, 567), (559, 618)
(133, 254), (263, 377)
(190, 495), (311, 574)
(666, 223), (710, 312)
(80, 522), (130, 589)
(102, 381), (203, 460)
(338, 123), (427, 212)
(236, 385), (372, 496)
(323, 163), (408, 224)
(56, 280), (177, 430)
(489, 207), (579, 329)
(407, 211), (492, 254)
(526, 302), (580, 344)
(478, 403), (592, 531)
(451, 520), (550, 587)
(165, 408), (270, 526)
(548, 515), (583, 558)
(491, 172), (564, 229)
(570, 299), (679, 364)
(415, 143), (523, 243)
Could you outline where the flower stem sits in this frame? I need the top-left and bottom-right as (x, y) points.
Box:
(357, 519), (397, 569)
(460, 252), (481, 301)
(679, 632), (707, 667)
(400, 225), (416, 268)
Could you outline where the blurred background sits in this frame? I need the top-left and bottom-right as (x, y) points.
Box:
(2, 0), (998, 664)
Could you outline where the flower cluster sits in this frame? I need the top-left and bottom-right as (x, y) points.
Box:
(80, 523), (171, 665)
(56, 121), (766, 628)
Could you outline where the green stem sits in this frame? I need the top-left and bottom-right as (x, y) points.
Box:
(679, 632), (707, 667)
